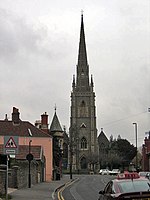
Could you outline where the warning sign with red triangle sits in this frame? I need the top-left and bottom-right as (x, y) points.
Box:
(5, 137), (17, 148)
(4, 136), (18, 155)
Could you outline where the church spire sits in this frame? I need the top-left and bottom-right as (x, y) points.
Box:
(77, 13), (88, 67)
(76, 13), (89, 91)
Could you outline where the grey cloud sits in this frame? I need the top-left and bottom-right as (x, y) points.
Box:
(0, 0), (149, 146)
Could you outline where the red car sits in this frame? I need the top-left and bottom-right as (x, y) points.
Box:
(98, 171), (150, 199)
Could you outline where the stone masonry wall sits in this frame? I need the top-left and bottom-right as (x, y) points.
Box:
(0, 170), (5, 195)
(0, 160), (43, 194)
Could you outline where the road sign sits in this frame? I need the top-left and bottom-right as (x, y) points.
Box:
(5, 137), (17, 148)
(4, 136), (18, 155)
(26, 153), (34, 161)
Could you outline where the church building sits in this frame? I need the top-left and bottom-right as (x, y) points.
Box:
(69, 14), (98, 172)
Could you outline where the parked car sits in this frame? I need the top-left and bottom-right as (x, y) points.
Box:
(98, 171), (150, 199)
(99, 169), (110, 175)
(109, 169), (120, 175)
(139, 171), (150, 179)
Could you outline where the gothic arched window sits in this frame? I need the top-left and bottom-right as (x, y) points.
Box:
(81, 137), (87, 149)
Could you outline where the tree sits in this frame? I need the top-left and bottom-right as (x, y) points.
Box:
(132, 150), (142, 170)
(87, 152), (99, 172)
(107, 152), (121, 170)
(110, 134), (113, 142)
(111, 139), (137, 167)
(117, 135), (121, 140)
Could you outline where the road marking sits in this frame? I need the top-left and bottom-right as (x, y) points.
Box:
(52, 191), (55, 200)
(57, 178), (79, 200)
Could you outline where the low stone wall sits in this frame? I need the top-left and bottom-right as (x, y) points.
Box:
(0, 170), (5, 195)
(8, 160), (38, 189)
(0, 160), (44, 195)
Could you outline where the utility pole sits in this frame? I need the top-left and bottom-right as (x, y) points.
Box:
(69, 126), (74, 180)
(70, 148), (73, 179)
(133, 123), (138, 171)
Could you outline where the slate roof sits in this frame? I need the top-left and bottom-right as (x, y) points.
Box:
(0, 120), (51, 138)
(98, 128), (109, 146)
(49, 111), (63, 133)
(0, 144), (43, 160)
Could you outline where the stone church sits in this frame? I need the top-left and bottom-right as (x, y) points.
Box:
(69, 14), (105, 172)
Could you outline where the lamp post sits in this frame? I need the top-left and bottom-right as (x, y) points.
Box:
(69, 137), (73, 180)
(69, 126), (74, 180)
(133, 123), (138, 171)
(26, 128), (33, 188)
(28, 140), (32, 188)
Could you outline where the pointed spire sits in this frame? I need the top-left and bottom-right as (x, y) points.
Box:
(77, 13), (88, 67)
(76, 12), (89, 90)
(50, 108), (63, 133)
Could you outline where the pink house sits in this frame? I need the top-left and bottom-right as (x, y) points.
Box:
(0, 107), (53, 181)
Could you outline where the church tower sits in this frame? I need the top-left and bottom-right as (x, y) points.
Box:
(69, 14), (98, 172)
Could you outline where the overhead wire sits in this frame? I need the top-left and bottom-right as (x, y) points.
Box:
(101, 111), (148, 127)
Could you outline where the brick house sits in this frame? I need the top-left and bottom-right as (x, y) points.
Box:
(0, 107), (53, 182)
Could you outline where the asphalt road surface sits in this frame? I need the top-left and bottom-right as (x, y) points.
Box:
(62, 175), (114, 200)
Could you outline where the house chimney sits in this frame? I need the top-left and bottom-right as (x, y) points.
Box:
(4, 114), (8, 121)
(41, 112), (48, 133)
(12, 107), (20, 124)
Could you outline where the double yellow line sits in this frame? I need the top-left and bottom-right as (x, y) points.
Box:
(57, 178), (79, 200)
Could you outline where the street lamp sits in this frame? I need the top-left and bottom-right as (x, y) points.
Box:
(26, 129), (33, 188)
(133, 123), (138, 171)
(28, 140), (32, 188)
(69, 137), (73, 180)
(69, 126), (74, 180)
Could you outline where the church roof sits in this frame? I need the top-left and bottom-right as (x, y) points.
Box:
(49, 110), (63, 133)
(98, 128), (109, 145)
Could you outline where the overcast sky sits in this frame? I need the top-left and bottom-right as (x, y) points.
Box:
(0, 0), (149, 147)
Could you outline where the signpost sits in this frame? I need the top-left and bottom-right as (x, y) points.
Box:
(4, 136), (18, 155)
(3, 136), (18, 200)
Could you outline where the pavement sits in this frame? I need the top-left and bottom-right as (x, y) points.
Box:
(7, 175), (72, 200)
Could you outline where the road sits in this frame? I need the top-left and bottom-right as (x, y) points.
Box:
(61, 175), (114, 200)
